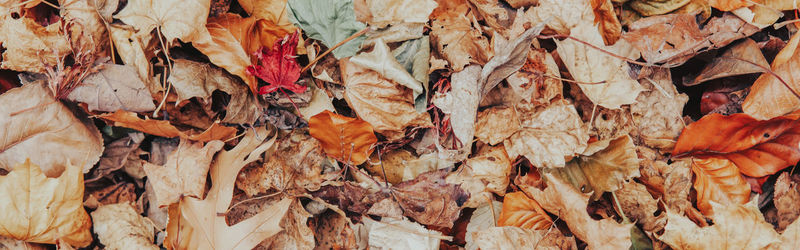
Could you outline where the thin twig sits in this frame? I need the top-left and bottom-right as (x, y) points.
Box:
(300, 27), (369, 73)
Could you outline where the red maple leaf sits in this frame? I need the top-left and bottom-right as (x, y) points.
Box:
(246, 31), (306, 95)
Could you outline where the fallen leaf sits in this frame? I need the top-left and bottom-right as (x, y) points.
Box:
(310, 212), (357, 249)
(362, 0), (437, 28)
(446, 144), (512, 207)
(782, 217), (800, 248)
(474, 106), (521, 146)
(108, 25), (156, 93)
(590, 0), (622, 45)
(506, 47), (563, 105)
(707, 0), (752, 11)
(91, 203), (158, 250)
(546, 135), (640, 200)
(743, 31), (800, 120)
(432, 65), (481, 148)
(84, 182), (138, 210)
(364, 217), (449, 249)
(0, 83), (104, 177)
(236, 131), (326, 195)
(0, 14), (69, 73)
(143, 139), (224, 207)
(365, 150), (449, 184)
(521, 173), (633, 249)
(308, 110), (377, 165)
(774, 173), (800, 231)
(340, 58), (432, 140)
(167, 127), (293, 250)
(616, 181), (666, 232)
(99, 110), (237, 142)
(393, 169), (469, 228)
(629, 0), (691, 16)
(631, 67), (688, 150)
(114, 0), (210, 43)
(429, 0), (491, 71)
(556, 22), (643, 109)
(67, 63), (156, 112)
(226, 196), (315, 249)
(168, 59), (261, 124)
(0, 160), (92, 247)
(464, 200), (502, 250)
(247, 31), (305, 95)
(0, 236), (47, 250)
(659, 199), (781, 249)
(685, 38), (769, 86)
(237, 0), (298, 33)
(480, 26), (544, 97)
(86, 133), (143, 182)
(59, 0), (110, 57)
(504, 101), (590, 168)
(286, 0), (366, 58)
(350, 39), (423, 99)
(497, 192), (552, 230)
(689, 157), (751, 215)
(468, 226), (576, 250)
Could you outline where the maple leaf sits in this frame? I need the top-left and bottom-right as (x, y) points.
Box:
(246, 31), (306, 95)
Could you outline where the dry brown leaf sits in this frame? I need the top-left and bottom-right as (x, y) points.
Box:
(84, 182), (138, 210)
(108, 25), (157, 93)
(308, 110), (377, 165)
(167, 127), (293, 250)
(429, 0), (491, 71)
(689, 157), (751, 216)
(686, 38), (769, 86)
(446, 144), (512, 207)
(91, 203), (158, 250)
(468, 226), (577, 250)
(506, 48), (563, 105)
(0, 236), (47, 250)
(743, 31), (800, 120)
(467, 0), (513, 36)
(60, 0), (110, 57)
(480, 26), (543, 97)
(659, 199), (781, 249)
(143, 139), (224, 207)
(350, 39), (423, 98)
(591, 0), (622, 45)
(497, 192), (553, 230)
(707, 0), (752, 11)
(168, 59), (261, 124)
(237, 0), (298, 33)
(0, 160), (92, 247)
(67, 63), (156, 112)
(474, 106), (521, 146)
(504, 101), (589, 168)
(365, 150), (449, 184)
(464, 200), (502, 250)
(0, 83), (103, 177)
(546, 135), (640, 200)
(556, 22), (643, 109)
(341, 58), (432, 140)
(255, 199), (315, 249)
(362, 0), (437, 28)
(394, 169), (469, 228)
(774, 173), (800, 232)
(521, 173), (633, 249)
(616, 181), (666, 232)
(86, 133), (143, 182)
(631, 67), (688, 150)
(432, 65), (481, 149)
(311, 212), (357, 249)
(114, 0), (210, 43)
(0, 14), (69, 73)
(100, 110), (237, 142)
(236, 131), (326, 196)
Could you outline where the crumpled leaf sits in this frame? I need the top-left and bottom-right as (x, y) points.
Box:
(556, 22), (643, 109)
(432, 65), (481, 148)
(350, 39), (423, 99)
(308, 110), (377, 165)
(393, 169), (469, 228)
(143, 139), (224, 207)
(686, 38), (769, 86)
(631, 67), (688, 150)
(616, 181), (666, 232)
(341, 58), (432, 140)
(497, 192), (552, 230)
(504, 101), (590, 168)
(480, 26), (544, 97)
(287, 0), (366, 58)
(167, 127), (293, 250)
(775, 173), (800, 232)
(66, 63), (156, 112)
(506, 47), (563, 105)
(446, 144), (512, 207)
(91, 203), (158, 250)
(0, 14), (69, 73)
(590, 0), (622, 45)
(99, 110), (237, 142)
(87, 133), (145, 182)
(0, 160), (92, 247)
(522, 173), (633, 249)
(659, 199), (781, 249)
(474, 106), (521, 146)
(236, 131), (326, 195)
(429, 0), (491, 71)
(0, 83), (103, 177)
(108, 25), (155, 92)
(362, 0), (437, 28)
(465, 200), (502, 250)
(363, 217), (447, 249)
(247, 31), (305, 95)
(168, 59), (261, 124)
(629, 0), (690, 16)
(59, 0), (111, 57)
(114, 0), (210, 43)
(468, 226), (576, 250)
(743, 31), (800, 120)
(546, 135), (640, 200)
(366, 150), (450, 184)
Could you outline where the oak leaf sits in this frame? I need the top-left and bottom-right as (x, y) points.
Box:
(308, 110), (377, 165)
(91, 203), (158, 250)
(497, 192), (552, 230)
(0, 160), (92, 247)
(143, 139), (224, 207)
(99, 110), (237, 142)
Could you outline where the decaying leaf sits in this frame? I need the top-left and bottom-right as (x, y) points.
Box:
(286, 0), (366, 58)
(66, 63), (156, 112)
(0, 83), (103, 177)
(0, 160), (92, 247)
(429, 0), (491, 71)
(237, 0), (298, 33)
(362, 0), (437, 28)
(616, 181), (666, 232)
(630, 67), (688, 150)
(143, 139), (224, 207)
(0, 14), (69, 73)
(685, 38), (769, 86)
(521, 173), (633, 249)
(465, 200), (502, 250)
(504, 101), (589, 168)
(308, 110), (377, 165)
(468, 226), (576, 250)
(236, 131), (326, 195)
(99, 110), (237, 142)
(474, 106), (521, 145)
(506, 47), (563, 105)
(393, 169), (469, 228)
(497, 192), (552, 230)
(446, 144), (512, 207)
(479, 26), (544, 97)
(363, 217), (448, 249)
(91, 203), (158, 250)
(432, 65), (481, 149)
(366, 150), (449, 184)
(743, 31), (800, 120)
(774, 173), (800, 232)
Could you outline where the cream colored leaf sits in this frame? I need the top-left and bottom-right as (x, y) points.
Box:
(108, 25), (157, 94)
(432, 65), (481, 148)
(143, 139), (224, 207)
(364, 217), (448, 250)
(480, 26), (544, 97)
(522, 173), (633, 249)
(0, 15), (69, 73)
(782, 218), (800, 249)
(341, 58), (432, 140)
(556, 23), (643, 109)
(529, 0), (595, 35)
(0, 83), (103, 177)
(0, 236), (47, 250)
(256, 199), (315, 249)
(475, 106), (521, 145)
(659, 199), (781, 250)
(0, 160), (92, 247)
(235, 131), (325, 196)
(364, 0), (437, 28)
(631, 67), (688, 150)
(60, 0), (110, 57)
(115, 0), (210, 43)
(465, 200), (502, 250)
(506, 47), (562, 105)
(504, 101), (589, 168)
(350, 39), (423, 97)
(366, 150), (450, 184)
(446, 144), (512, 207)
(774, 173), (800, 231)
(468, 227), (576, 250)
(743, 31), (800, 120)
(298, 86), (335, 118)
(91, 203), (158, 250)
(67, 63), (156, 112)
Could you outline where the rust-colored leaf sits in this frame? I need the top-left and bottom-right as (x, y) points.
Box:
(99, 111), (237, 142)
(497, 192), (552, 230)
(308, 110), (377, 165)
(689, 157), (751, 216)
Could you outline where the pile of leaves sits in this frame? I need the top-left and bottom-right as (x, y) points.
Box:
(3, 0), (800, 249)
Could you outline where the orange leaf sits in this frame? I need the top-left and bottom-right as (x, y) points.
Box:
(308, 110), (377, 165)
(498, 192), (552, 230)
(673, 113), (800, 178)
(690, 157), (751, 216)
(99, 111), (237, 142)
(707, 0), (755, 11)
